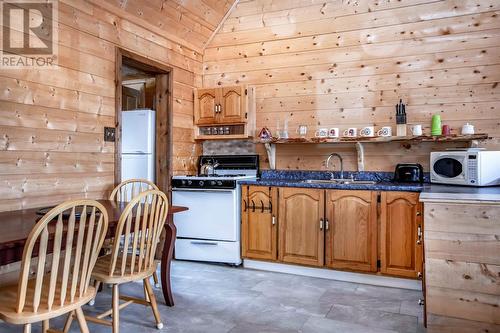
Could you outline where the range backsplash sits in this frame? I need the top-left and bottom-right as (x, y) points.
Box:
(202, 140), (255, 155)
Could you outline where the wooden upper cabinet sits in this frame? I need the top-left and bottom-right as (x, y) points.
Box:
(278, 187), (324, 267)
(220, 86), (246, 123)
(194, 86), (247, 125)
(194, 88), (218, 125)
(380, 192), (423, 278)
(325, 190), (377, 272)
(241, 186), (278, 261)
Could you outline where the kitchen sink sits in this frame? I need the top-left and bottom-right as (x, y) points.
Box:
(303, 179), (378, 185)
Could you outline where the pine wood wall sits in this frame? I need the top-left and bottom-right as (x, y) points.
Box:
(0, 0), (237, 211)
(203, 0), (500, 171)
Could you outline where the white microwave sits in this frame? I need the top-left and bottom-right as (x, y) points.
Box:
(430, 149), (500, 186)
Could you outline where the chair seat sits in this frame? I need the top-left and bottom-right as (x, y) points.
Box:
(0, 279), (96, 325)
(92, 254), (157, 284)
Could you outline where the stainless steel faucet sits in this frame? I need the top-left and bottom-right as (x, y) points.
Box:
(326, 153), (344, 180)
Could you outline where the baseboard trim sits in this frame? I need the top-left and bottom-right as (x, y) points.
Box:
(243, 259), (422, 291)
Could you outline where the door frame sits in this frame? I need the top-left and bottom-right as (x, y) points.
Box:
(115, 48), (174, 200)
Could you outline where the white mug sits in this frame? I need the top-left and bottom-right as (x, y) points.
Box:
(377, 126), (392, 137)
(315, 128), (328, 138)
(360, 126), (374, 137)
(411, 124), (423, 136)
(328, 128), (339, 138)
(462, 123), (475, 135)
(343, 128), (357, 137)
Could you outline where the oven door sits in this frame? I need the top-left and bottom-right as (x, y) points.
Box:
(431, 154), (466, 183)
(172, 188), (239, 242)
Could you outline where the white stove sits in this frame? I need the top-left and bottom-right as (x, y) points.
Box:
(172, 155), (259, 265)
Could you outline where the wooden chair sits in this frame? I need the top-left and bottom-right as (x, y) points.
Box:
(83, 190), (169, 333)
(0, 200), (109, 333)
(109, 179), (162, 287)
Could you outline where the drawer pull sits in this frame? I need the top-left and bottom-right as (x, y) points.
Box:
(191, 241), (218, 246)
(417, 225), (422, 245)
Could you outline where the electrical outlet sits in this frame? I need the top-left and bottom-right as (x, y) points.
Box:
(104, 127), (116, 142)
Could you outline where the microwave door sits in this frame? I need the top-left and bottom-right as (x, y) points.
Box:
(433, 156), (465, 180)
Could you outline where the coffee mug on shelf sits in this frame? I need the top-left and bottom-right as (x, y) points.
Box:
(328, 128), (339, 138)
(315, 128), (328, 138)
(377, 126), (392, 137)
(343, 128), (357, 137)
(360, 126), (375, 137)
(411, 124), (423, 136)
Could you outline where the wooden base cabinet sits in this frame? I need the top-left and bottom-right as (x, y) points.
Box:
(325, 190), (378, 272)
(241, 186), (423, 280)
(278, 188), (325, 267)
(241, 186), (278, 261)
(380, 192), (423, 278)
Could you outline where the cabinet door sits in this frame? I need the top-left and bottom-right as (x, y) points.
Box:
(380, 192), (423, 278)
(241, 186), (278, 261)
(326, 190), (377, 272)
(194, 88), (218, 125)
(220, 86), (246, 123)
(278, 188), (324, 267)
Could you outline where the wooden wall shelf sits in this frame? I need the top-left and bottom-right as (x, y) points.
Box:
(195, 134), (253, 140)
(259, 134), (490, 145)
(259, 134), (490, 170)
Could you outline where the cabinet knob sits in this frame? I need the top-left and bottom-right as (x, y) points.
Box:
(418, 299), (425, 306)
(417, 272), (423, 279)
(272, 215), (276, 226)
(319, 218), (324, 230)
(325, 219), (329, 231)
(416, 211), (421, 216)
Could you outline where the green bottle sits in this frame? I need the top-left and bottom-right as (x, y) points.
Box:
(431, 114), (442, 136)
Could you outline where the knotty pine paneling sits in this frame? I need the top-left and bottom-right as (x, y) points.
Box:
(203, 0), (500, 171)
(0, 0), (237, 211)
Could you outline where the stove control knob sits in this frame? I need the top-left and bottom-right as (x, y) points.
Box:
(181, 180), (186, 185)
(187, 180), (192, 185)
(210, 180), (216, 186)
(217, 181), (223, 186)
(199, 180), (204, 186)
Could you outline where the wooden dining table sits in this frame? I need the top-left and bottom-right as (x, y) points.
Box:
(0, 200), (188, 307)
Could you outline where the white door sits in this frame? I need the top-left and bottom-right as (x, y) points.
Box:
(172, 189), (238, 241)
(121, 154), (154, 182)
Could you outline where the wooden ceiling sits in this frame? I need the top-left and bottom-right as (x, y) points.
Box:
(89, 0), (238, 53)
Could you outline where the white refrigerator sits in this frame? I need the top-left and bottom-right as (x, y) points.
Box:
(121, 109), (155, 182)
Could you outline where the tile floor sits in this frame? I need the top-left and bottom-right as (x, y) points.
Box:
(0, 260), (426, 332)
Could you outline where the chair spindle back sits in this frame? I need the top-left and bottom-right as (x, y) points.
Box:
(16, 200), (108, 313)
(109, 190), (169, 277)
(109, 179), (159, 203)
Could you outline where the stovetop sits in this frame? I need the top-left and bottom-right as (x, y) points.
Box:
(172, 174), (257, 189)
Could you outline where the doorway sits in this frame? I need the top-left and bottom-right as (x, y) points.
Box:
(115, 48), (173, 198)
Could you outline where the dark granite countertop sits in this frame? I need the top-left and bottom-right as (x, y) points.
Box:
(239, 170), (425, 192)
